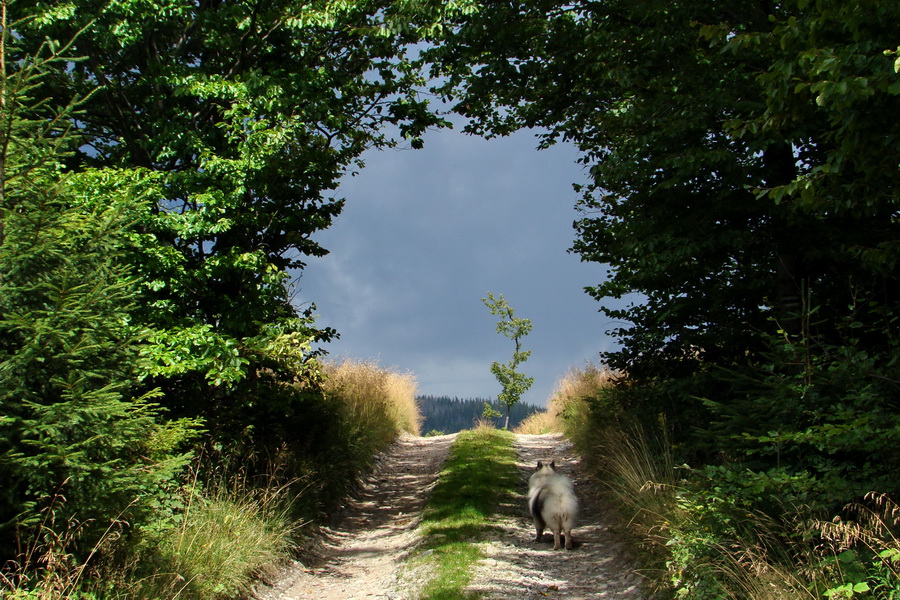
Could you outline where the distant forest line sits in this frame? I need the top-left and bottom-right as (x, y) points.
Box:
(417, 395), (542, 434)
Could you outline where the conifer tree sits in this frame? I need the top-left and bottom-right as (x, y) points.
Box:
(0, 4), (194, 561)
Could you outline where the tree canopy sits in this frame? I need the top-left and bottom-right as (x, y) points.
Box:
(1, 0), (463, 561)
(8, 0), (460, 435)
(428, 0), (900, 505)
(3, 0), (900, 590)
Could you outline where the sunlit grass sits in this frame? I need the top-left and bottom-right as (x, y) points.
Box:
(513, 365), (616, 436)
(512, 409), (560, 434)
(412, 423), (517, 600)
(100, 472), (298, 600)
(153, 493), (294, 598)
(322, 359), (422, 441)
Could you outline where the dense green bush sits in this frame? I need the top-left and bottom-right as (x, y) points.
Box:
(551, 363), (900, 598)
(706, 318), (900, 510)
(2, 2), (437, 592)
(0, 177), (197, 558)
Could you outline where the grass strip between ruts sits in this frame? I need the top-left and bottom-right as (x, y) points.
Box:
(412, 426), (518, 600)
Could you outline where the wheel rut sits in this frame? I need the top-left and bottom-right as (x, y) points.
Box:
(465, 433), (648, 599)
(254, 433), (456, 600)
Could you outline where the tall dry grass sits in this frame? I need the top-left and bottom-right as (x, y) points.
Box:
(1, 478), (298, 600)
(128, 361), (420, 599)
(552, 365), (679, 570)
(3, 359), (423, 599)
(513, 410), (559, 434)
(322, 359), (421, 441)
(0, 501), (115, 600)
(514, 363), (615, 435)
(546, 364), (810, 597)
(532, 364), (676, 516)
(546, 363), (615, 442)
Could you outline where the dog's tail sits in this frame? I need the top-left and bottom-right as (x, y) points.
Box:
(530, 486), (547, 518)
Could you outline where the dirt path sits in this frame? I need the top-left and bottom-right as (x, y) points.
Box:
(254, 432), (647, 600)
(254, 433), (457, 600)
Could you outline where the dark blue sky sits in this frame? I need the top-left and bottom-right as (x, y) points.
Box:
(297, 122), (622, 407)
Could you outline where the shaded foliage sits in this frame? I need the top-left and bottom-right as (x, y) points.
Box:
(426, 2), (900, 594)
(428, 0), (900, 502)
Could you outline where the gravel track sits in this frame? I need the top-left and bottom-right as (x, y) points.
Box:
(253, 432), (648, 600)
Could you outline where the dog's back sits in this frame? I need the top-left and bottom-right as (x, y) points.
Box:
(528, 461), (578, 549)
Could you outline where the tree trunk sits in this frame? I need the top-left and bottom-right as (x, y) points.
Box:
(764, 142), (803, 336)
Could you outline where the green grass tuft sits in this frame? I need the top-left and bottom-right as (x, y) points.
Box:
(413, 424), (518, 600)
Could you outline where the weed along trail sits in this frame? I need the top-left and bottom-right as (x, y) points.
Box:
(255, 430), (646, 600)
(254, 433), (457, 600)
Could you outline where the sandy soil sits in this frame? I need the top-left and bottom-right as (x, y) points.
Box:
(253, 432), (648, 600)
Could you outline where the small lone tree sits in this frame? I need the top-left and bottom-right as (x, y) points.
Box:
(482, 292), (534, 429)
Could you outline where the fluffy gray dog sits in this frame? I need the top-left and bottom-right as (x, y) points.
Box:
(527, 460), (578, 549)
